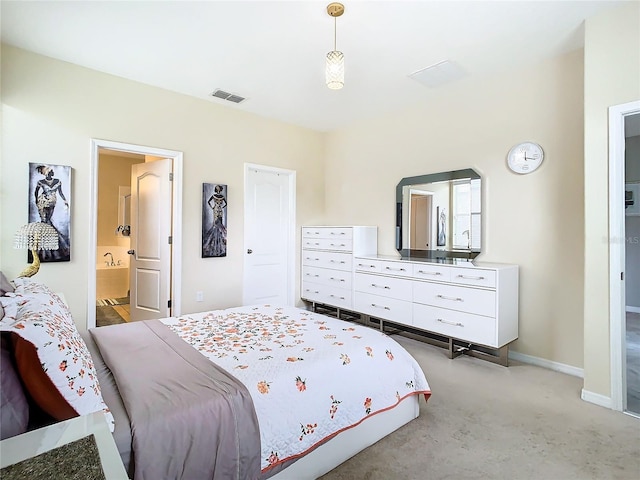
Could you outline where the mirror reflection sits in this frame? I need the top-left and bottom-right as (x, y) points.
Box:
(396, 168), (481, 258)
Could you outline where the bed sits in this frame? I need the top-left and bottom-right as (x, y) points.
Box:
(1, 277), (431, 479)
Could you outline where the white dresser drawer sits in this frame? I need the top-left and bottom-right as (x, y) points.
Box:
(302, 251), (352, 272)
(413, 303), (497, 347)
(302, 237), (352, 252)
(302, 282), (352, 309)
(412, 263), (452, 282)
(301, 282), (324, 303)
(449, 267), (496, 288)
(302, 266), (351, 288)
(354, 258), (380, 272)
(413, 280), (496, 317)
(354, 292), (412, 324)
(354, 258), (412, 278)
(354, 273), (412, 301)
(302, 227), (353, 240)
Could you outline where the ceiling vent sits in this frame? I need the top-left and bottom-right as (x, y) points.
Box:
(211, 89), (246, 104)
(408, 60), (468, 88)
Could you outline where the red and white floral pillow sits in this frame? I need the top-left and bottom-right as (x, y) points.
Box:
(0, 278), (114, 431)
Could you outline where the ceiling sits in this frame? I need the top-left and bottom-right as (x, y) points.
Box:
(0, 0), (631, 132)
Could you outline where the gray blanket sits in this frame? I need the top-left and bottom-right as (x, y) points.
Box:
(90, 320), (261, 480)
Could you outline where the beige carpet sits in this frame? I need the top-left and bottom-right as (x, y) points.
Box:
(319, 336), (640, 480)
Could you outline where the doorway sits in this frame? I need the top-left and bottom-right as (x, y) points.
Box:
(95, 150), (144, 326)
(409, 190), (433, 250)
(88, 139), (183, 329)
(608, 101), (640, 415)
(243, 163), (296, 306)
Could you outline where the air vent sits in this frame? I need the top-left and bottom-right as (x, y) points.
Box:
(408, 60), (468, 88)
(211, 89), (246, 104)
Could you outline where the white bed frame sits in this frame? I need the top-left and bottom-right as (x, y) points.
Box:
(270, 395), (420, 479)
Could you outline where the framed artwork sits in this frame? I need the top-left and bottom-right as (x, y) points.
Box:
(436, 206), (447, 247)
(626, 183), (640, 216)
(202, 183), (228, 257)
(28, 162), (72, 262)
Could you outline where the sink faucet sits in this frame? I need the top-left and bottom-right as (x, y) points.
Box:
(103, 252), (115, 266)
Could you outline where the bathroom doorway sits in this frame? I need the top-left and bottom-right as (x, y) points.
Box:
(87, 139), (183, 329)
(609, 101), (640, 416)
(95, 150), (144, 326)
(623, 112), (640, 415)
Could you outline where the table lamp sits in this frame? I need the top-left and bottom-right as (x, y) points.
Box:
(14, 222), (60, 278)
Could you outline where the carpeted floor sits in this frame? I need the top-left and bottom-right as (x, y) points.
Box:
(319, 335), (640, 480)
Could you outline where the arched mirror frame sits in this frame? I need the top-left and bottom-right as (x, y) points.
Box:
(396, 168), (482, 260)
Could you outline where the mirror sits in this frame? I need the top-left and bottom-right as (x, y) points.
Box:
(117, 186), (131, 236)
(396, 168), (481, 259)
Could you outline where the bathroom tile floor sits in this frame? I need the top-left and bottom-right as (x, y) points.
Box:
(96, 306), (126, 327)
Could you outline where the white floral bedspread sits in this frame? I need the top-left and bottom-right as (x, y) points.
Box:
(162, 305), (431, 474)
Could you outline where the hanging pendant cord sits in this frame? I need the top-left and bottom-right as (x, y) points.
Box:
(334, 16), (337, 51)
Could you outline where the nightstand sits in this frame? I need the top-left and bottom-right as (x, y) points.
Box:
(0, 411), (128, 479)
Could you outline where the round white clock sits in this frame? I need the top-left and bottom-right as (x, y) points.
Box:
(507, 142), (544, 174)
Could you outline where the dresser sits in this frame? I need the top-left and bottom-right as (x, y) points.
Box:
(301, 226), (377, 312)
(354, 255), (518, 365)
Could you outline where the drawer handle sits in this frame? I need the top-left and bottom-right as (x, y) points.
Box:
(329, 277), (346, 282)
(307, 242), (319, 246)
(305, 273), (320, 278)
(385, 266), (406, 272)
(330, 260), (346, 264)
(305, 289), (320, 294)
(306, 257), (320, 261)
(330, 243), (346, 247)
(357, 264), (376, 268)
(456, 274), (485, 280)
(436, 294), (464, 302)
(371, 303), (391, 311)
(417, 270), (442, 276)
(370, 283), (391, 290)
(329, 294), (346, 300)
(330, 232), (346, 235)
(437, 318), (464, 327)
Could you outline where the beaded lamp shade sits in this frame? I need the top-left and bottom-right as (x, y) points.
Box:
(326, 3), (345, 90)
(14, 222), (60, 278)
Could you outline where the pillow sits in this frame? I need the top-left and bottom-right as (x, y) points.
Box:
(0, 334), (29, 439)
(0, 281), (115, 431)
(0, 271), (14, 296)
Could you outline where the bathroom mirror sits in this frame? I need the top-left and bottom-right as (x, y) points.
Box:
(117, 186), (131, 236)
(396, 168), (481, 259)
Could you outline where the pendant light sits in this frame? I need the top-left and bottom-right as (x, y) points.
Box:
(326, 3), (345, 90)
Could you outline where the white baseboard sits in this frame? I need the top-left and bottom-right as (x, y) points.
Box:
(581, 389), (613, 409)
(626, 306), (640, 314)
(508, 351), (584, 378)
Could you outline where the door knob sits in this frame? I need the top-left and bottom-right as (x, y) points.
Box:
(247, 249), (253, 254)
(127, 250), (135, 255)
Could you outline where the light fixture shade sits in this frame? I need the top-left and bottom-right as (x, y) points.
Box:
(326, 50), (344, 90)
(14, 222), (60, 250)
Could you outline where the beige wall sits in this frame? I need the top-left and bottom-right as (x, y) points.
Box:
(97, 154), (142, 248)
(0, 45), (326, 328)
(583, 3), (640, 397)
(325, 49), (586, 367)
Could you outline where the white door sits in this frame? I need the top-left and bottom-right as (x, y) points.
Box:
(129, 158), (173, 321)
(243, 165), (295, 306)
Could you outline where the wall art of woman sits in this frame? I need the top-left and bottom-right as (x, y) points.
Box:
(28, 163), (71, 262)
(202, 183), (227, 258)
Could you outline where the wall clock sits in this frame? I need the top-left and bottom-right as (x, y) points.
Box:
(506, 142), (544, 174)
